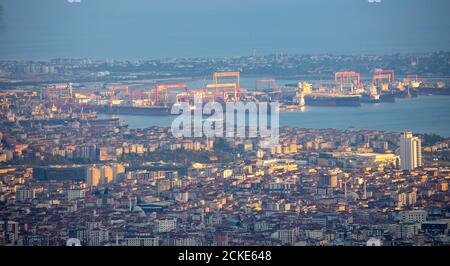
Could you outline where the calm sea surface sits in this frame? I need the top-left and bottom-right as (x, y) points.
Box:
(99, 95), (450, 137)
(1, 1), (449, 60)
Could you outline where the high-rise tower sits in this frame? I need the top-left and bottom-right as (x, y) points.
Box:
(399, 131), (422, 170)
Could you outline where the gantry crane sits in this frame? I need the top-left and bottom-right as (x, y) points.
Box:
(213, 71), (240, 88)
(335, 72), (361, 89)
(154, 83), (188, 105)
(373, 69), (395, 84)
(109, 86), (129, 99)
(211, 71), (242, 102)
(373, 70), (395, 91)
(205, 83), (240, 102)
(335, 72), (362, 94)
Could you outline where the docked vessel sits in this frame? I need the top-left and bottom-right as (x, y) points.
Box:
(417, 87), (450, 96)
(361, 93), (380, 103)
(304, 93), (361, 107)
(379, 93), (396, 103)
(93, 104), (170, 116)
(361, 84), (381, 103)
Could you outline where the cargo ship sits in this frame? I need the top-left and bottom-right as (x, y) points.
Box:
(379, 93), (396, 103)
(417, 87), (450, 96)
(304, 93), (361, 107)
(93, 104), (170, 116)
(392, 88), (418, 98)
(361, 93), (380, 103)
(361, 84), (381, 103)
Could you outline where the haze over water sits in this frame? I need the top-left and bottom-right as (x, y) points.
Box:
(1, 0), (449, 60)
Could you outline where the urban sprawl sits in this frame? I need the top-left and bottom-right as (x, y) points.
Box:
(0, 53), (450, 246)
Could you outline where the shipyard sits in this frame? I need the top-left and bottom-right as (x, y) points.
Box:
(17, 67), (447, 122)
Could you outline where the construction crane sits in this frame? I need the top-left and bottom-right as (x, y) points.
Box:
(189, 89), (216, 102)
(335, 72), (360, 91)
(373, 70), (395, 84)
(109, 86), (129, 99)
(154, 83), (188, 105)
(213, 71), (240, 88)
(373, 70), (395, 91)
(205, 83), (240, 102)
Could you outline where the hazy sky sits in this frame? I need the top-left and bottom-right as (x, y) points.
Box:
(0, 0), (449, 60)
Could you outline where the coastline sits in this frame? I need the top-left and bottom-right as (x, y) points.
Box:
(99, 95), (450, 138)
